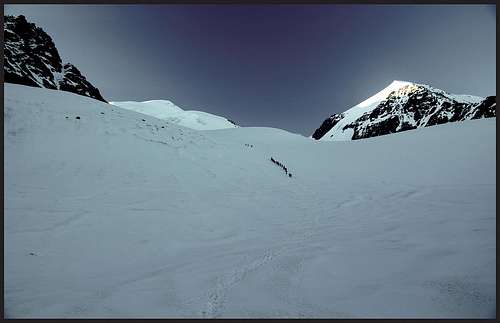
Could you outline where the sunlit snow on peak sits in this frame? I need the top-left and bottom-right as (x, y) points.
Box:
(357, 80), (413, 108)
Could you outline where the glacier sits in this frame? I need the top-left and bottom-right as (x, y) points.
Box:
(4, 83), (496, 318)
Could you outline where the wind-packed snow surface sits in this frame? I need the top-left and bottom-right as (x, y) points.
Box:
(109, 100), (238, 130)
(4, 84), (496, 318)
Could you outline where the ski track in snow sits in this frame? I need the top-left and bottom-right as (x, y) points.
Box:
(202, 249), (277, 318)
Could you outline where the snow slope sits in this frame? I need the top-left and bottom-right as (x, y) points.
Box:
(109, 100), (238, 130)
(4, 84), (496, 318)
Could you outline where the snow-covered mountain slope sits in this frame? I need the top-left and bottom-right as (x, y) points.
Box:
(312, 80), (495, 141)
(109, 100), (238, 130)
(4, 83), (496, 318)
(4, 15), (106, 102)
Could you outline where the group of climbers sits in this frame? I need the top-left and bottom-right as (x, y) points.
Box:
(270, 157), (292, 178)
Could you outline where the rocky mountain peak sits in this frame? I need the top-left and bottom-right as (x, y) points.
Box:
(312, 81), (495, 141)
(4, 14), (106, 102)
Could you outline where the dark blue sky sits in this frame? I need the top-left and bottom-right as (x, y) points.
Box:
(5, 5), (496, 135)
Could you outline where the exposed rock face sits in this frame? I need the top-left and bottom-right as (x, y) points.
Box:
(312, 82), (495, 141)
(59, 63), (106, 102)
(469, 96), (496, 120)
(226, 119), (239, 127)
(311, 114), (343, 140)
(4, 15), (106, 102)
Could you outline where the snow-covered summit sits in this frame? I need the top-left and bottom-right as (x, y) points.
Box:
(312, 80), (413, 141)
(312, 80), (495, 141)
(356, 80), (413, 108)
(109, 100), (238, 130)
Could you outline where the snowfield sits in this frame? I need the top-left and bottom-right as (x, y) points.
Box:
(109, 100), (238, 130)
(4, 84), (496, 318)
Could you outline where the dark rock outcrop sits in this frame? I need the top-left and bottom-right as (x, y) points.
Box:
(227, 119), (239, 126)
(470, 96), (496, 120)
(4, 15), (106, 102)
(311, 113), (343, 140)
(59, 63), (105, 102)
